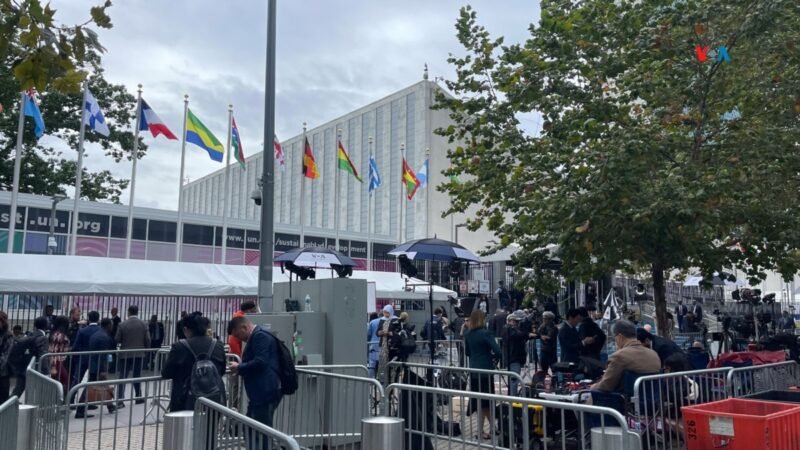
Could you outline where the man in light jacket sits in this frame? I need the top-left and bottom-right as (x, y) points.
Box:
(115, 305), (150, 405)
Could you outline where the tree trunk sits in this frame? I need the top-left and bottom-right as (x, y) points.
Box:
(652, 263), (669, 336)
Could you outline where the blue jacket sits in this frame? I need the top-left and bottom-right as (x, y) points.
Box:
(558, 323), (581, 364)
(73, 323), (102, 354)
(239, 326), (282, 406)
(367, 318), (381, 353)
(88, 330), (115, 373)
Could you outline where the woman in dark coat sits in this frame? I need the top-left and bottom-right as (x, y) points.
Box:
(0, 312), (13, 404)
(161, 313), (226, 411)
(464, 309), (501, 441)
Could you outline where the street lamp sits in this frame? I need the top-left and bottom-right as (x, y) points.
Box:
(454, 223), (467, 245)
(48, 193), (67, 254)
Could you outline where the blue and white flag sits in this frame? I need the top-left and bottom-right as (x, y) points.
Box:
(368, 156), (382, 193)
(23, 91), (45, 139)
(83, 88), (110, 136)
(417, 159), (429, 189)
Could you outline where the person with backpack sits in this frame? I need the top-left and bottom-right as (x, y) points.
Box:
(9, 316), (49, 398)
(0, 312), (13, 404)
(228, 316), (287, 450)
(161, 312), (226, 412)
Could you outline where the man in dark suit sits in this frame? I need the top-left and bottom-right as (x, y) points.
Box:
(70, 310), (102, 402)
(116, 305), (150, 404)
(146, 315), (165, 370)
(75, 318), (117, 418)
(578, 307), (606, 361)
(10, 316), (50, 397)
(558, 308), (591, 364)
(229, 316), (282, 450)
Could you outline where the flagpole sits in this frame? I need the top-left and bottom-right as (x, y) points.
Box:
(6, 92), (26, 254)
(70, 81), (89, 255)
(221, 104), (233, 264)
(334, 128), (342, 251)
(300, 122), (307, 247)
(399, 142), (405, 244)
(125, 85), (143, 259)
(367, 135), (373, 271)
(176, 94), (189, 262)
(425, 147), (431, 238)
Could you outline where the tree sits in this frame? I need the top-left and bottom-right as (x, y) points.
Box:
(438, 1), (800, 334)
(0, 66), (144, 203)
(1, 0), (112, 92)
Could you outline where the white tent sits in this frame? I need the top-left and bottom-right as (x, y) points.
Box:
(0, 254), (455, 300)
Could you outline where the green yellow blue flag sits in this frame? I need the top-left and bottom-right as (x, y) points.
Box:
(186, 109), (224, 162)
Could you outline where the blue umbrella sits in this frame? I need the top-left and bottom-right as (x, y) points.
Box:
(388, 238), (480, 263)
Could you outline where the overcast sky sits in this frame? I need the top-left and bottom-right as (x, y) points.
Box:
(53, 1), (540, 210)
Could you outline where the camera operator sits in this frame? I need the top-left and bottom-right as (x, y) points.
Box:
(503, 311), (529, 396)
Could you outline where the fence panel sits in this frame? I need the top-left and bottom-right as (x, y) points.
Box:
(274, 368), (384, 449)
(301, 365), (369, 378)
(727, 361), (800, 398)
(26, 359), (65, 450)
(633, 367), (732, 450)
(386, 383), (642, 450)
(194, 397), (301, 450)
(0, 395), (18, 449)
(386, 361), (525, 397)
(407, 339), (464, 367)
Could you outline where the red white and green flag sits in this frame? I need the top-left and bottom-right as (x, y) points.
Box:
(231, 116), (246, 170)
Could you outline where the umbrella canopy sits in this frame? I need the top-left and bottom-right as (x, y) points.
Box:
(388, 238), (480, 262)
(683, 273), (742, 288)
(602, 289), (621, 321)
(274, 247), (355, 268)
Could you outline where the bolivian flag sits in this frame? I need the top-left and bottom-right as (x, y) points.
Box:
(186, 109), (224, 162)
(303, 137), (320, 179)
(402, 158), (420, 200)
(337, 141), (362, 182)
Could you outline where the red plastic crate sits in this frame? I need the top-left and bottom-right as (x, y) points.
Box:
(682, 398), (800, 450)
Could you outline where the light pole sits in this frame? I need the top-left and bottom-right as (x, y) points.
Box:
(454, 223), (467, 245)
(48, 193), (67, 254)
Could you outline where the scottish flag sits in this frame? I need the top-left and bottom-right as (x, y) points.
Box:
(368, 156), (382, 193)
(83, 88), (110, 137)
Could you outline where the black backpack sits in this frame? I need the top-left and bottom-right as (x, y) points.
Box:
(8, 335), (34, 375)
(181, 339), (225, 408)
(264, 330), (298, 396)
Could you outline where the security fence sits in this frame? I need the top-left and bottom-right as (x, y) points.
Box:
(727, 360), (800, 398)
(386, 361), (524, 397)
(194, 397), (301, 450)
(26, 359), (66, 450)
(0, 395), (19, 450)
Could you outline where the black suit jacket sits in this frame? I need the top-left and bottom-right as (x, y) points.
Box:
(558, 323), (581, 364)
(161, 336), (226, 411)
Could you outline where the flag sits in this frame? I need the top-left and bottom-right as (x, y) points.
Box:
(402, 158), (420, 200)
(186, 109), (224, 162)
(417, 159), (429, 188)
(139, 99), (177, 140)
(274, 135), (285, 170)
(23, 91), (45, 138)
(337, 141), (362, 182)
(231, 116), (246, 170)
(369, 156), (382, 193)
(302, 137), (320, 179)
(84, 88), (110, 136)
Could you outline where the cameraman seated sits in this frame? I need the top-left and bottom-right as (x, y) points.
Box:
(592, 320), (661, 393)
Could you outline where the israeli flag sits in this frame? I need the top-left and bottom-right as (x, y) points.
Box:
(417, 159), (429, 188)
(368, 156), (382, 193)
(83, 88), (110, 137)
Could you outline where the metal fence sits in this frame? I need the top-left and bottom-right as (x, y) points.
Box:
(727, 360), (800, 398)
(274, 368), (384, 449)
(26, 359), (66, 450)
(301, 364), (369, 378)
(0, 395), (18, 449)
(194, 397), (302, 450)
(632, 367), (732, 450)
(386, 361), (524, 397)
(386, 383), (642, 449)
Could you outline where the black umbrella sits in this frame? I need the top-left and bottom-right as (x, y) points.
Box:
(389, 238), (479, 372)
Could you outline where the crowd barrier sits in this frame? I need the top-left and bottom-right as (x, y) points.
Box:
(672, 332), (705, 349)
(64, 375), (169, 450)
(274, 368), (384, 449)
(194, 397), (301, 450)
(0, 396), (19, 450)
(407, 339), (465, 366)
(727, 360), (800, 397)
(385, 383), (642, 449)
(386, 361), (524, 397)
(26, 358), (66, 450)
(632, 366), (732, 450)
(302, 364), (369, 378)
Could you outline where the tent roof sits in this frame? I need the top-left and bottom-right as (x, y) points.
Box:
(0, 254), (455, 299)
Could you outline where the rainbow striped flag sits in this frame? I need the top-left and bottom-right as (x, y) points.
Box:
(337, 141), (362, 182)
(231, 116), (245, 169)
(402, 158), (420, 200)
(186, 109), (224, 162)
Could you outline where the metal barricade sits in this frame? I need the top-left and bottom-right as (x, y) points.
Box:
(409, 339), (464, 366)
(64, 375), (170, 450)
(0, 396), (19, 449)
(26, 359), (65, 450)
(193, 397), (301, 450)
(302, 364), (369, 378)
(224, 353), (243, 412)
(274, 368), (385, 449)
(386, 361), (524, 397)
(633, 367), (732, 450)
(672, 332), (705, 350)
(727, 360), (800, 397)
(385, 383), (642, 449)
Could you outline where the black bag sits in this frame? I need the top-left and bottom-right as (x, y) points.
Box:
(182, 339), (225, 408)
(440, 370), (468, 391)
(265, 330), (298, 396)
(399, 329), (417, 356)
(8, 335), (34, 376)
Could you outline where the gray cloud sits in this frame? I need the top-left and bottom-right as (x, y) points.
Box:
(54, 0), (540, 209)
